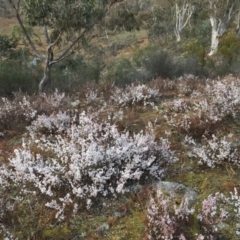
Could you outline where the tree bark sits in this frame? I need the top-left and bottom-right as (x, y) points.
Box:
(208, 17), (220, 56)
(39, 46), (54, 92)
(207, 0), (237, 56)
(39, 62), (51, 93)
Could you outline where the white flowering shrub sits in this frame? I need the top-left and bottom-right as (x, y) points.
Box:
(227, 188), (240, 219)
(42, 89), (67, 108)
(85, 89), (99, 103)
(0, 96), (37, 132)
(111, 83), (160, 106)
(146, 184), (194, 240)
(0, 90), (71, 132)
(185, 134), (240, 168)
(164, 78), (240, 134)
(27, 111), (71, 134)
(0, 96), (37, 121)
(0, 111), (176, 233)
(197, 189), (240, 238)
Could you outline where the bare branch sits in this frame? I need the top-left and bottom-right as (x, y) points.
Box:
(48, 32), (62, 49)
(7, 0), (44, 60)
(44, 26), (50, 45)
(49, 26), (91, 65)
(50, 32), (96, 66)
(108, 0), (124, 9)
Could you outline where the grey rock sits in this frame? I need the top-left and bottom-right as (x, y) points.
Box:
(160, 181), (197, 208)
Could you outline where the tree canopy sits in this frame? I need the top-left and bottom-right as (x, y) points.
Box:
(7, 0), (125, 91)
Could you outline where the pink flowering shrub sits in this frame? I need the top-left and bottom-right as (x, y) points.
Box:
(146, 186), (233, 239)
(198, 193), (228, 235)
(146, 184), (194, 240)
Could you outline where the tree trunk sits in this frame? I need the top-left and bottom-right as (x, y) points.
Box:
(175, 29), (181, 42)
(208, 17), (219, 56)
(39, 62), (51, 93)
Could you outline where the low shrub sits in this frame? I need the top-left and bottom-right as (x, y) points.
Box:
(0, 60), (39, 96)
(146, 184), (195, 240)
(0, 34), (18, 57)
(104, 57), (142, 86)
(0, 111), (177, 237)
(142, 49), (182, 79)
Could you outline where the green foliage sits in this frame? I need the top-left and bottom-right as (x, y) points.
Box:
(11, 25), (41, 47)
(132, 44), (159, 67)
(22, 0), (109, 32)
(192, 20), (211, 47)
(218, 31), (240, 64)
(107, 3), (140, 32)
(52, 53), (104, 91)
(0, 60), (39, 96)
(0, 34), (18, 57)
(184, 38), (206, 69)
(141, 49), (183, 79)
(105, 57), (141, 86)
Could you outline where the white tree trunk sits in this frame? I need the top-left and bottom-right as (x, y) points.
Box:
(208, 17), (220, 56)
(207, 0), (237, 56)
(175, 30), (181, 42)
(39, 63), (51, 92)
(174, 1), (194, 42)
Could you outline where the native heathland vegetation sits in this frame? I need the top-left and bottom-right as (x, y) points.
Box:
(2, 0), (240, 239)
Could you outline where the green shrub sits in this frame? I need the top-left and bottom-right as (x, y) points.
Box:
(0, 60), (39, 96)
(218, 31), (240, 64)
(52, 54), (104, 92)
(132, 45), (159, 67)
(104, 57), (142, 86)
(0, 34), (18, 57)
(142, 49), (183, 79)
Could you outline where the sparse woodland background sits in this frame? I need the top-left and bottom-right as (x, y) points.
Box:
(1, 0), (240, 239)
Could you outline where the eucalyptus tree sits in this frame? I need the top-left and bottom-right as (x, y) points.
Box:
(147, 0), (197, 42)
(174, 0), (196, 42)
(205, 0), (239, 56)
(7, 0), (125, 92)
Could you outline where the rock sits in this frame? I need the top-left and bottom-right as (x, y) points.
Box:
(217, 222), (229, 231)
(96, 223), (109, 236)
(160, 181), (197, 208)
(71, 100), (80, 108)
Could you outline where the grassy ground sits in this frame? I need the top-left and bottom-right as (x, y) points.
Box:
(1, 76), (240, 239)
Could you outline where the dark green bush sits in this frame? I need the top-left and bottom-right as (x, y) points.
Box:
(0, 34), (18, 57)
(142, 49), (183, 79)
(104, 57), (142, 86)
(51, 54), (104, 92)
(218, 31), (240, 65)
(0, 60), (39, 96)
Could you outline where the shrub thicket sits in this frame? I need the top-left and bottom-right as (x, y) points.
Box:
(0, 34), (18, 57)
(0, 60), (39, 96)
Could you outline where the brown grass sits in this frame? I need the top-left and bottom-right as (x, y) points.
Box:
(0, 16), (17, 35)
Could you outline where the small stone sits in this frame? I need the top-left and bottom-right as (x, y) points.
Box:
(236, 223), (240, 229)
(71, 100), (80, 107)
(96, 223), (109, 236)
